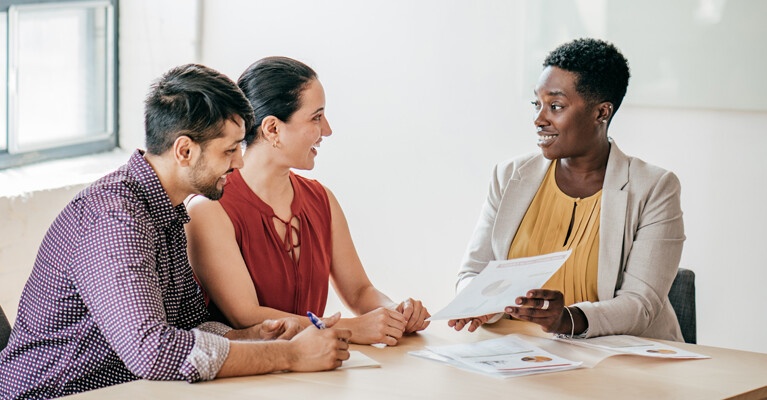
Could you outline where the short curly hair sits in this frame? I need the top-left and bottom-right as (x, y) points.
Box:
(543, 38), (630, 114)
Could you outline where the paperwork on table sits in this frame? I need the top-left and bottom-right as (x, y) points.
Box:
(337, 351), (381, 370)
(428, 250), (571, 321)
(410, 334), (709, 378)
(409, 334), (582, 378)
(554, 335), (710, 359)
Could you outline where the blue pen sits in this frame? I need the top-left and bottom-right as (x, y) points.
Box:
(307, 311), (326, 329)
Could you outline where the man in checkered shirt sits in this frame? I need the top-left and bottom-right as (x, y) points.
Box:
(0, 64), (351, 399)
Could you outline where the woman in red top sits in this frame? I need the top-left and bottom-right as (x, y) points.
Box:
(186, 57), (430, 345)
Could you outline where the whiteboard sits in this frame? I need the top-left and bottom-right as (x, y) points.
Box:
(519, 0), (767, 111)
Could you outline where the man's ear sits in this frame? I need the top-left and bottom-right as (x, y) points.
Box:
(171, 135), (198, 167)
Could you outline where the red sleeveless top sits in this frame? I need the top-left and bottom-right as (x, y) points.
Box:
(213, 169), (332, 323)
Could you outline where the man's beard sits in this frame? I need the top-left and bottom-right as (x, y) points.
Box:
(190, 155), (226, 200)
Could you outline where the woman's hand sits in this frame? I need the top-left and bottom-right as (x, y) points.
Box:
(340, 307), (407, 346)
(448, 314), (497, 332)
(257, 316), (302, 340)
(504, 289), (569, 333)
(227, 316), (302, 341)
(396, 298), (431, 333)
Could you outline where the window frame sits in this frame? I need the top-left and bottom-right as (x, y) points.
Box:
(0, 0), (118, 169)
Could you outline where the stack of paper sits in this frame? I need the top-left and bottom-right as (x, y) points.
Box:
(554, 335), (710, 359)
(409, 335), (582, 378)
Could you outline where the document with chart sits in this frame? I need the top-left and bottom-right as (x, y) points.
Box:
(429, 250), (571, 321)
(409, 334), (582, 378)
(554, 335), (710, 359)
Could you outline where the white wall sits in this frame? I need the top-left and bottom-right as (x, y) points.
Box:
(119, 0), (201, 150)
(2, 0), (765, 355)
(196, 0), (767, 353)
(199, 0), (533, 329)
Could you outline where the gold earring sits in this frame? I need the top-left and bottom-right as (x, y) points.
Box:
(272, 139), (279, 148)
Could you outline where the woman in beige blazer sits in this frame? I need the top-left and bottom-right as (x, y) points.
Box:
(450, 38), (685, 341)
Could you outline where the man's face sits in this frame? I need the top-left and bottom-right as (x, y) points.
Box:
(189, 116), (245, 200)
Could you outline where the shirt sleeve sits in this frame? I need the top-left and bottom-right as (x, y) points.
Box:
(186, 329), (230, 381)
(69, 209), (211, 382)
(197, 321), (233, 337)
(575, 171), (685, 338)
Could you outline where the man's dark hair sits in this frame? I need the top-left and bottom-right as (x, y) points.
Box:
(237, 57), (317, 146)
(544, 38), (630, 113)
(144, 64), (255, 155)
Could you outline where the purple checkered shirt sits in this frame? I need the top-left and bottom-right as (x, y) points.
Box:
(0, 150), (231, 399)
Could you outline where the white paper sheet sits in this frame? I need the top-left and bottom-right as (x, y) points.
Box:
(429, 250), (571, 321)
(337, 351), (381, 370)
(409, 334), (582, 378)
(555, 335), (710, 359)
(517, 334), (617, 368)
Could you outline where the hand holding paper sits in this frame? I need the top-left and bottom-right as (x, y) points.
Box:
(431, 250), (571, 321)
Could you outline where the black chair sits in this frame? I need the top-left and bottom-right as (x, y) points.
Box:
(0, 305), (11, 351)
(668, 268), (696, 344)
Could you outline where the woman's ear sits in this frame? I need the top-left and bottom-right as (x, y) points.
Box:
(597, 102), (613, 124)
(261, 116), (281, 147)
(172, 134), (198, 167)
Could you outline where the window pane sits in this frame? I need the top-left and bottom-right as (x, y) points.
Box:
(0, 12), (7, 152)
(11, 3), (111, 152)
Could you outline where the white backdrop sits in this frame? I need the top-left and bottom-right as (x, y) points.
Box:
(199, 0), (536, 322)
(114, 0), (767, 353)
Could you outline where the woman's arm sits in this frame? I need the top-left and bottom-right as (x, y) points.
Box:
(574, 170), (685, 338)
(185, 196), (314, 329)
(323, 187), (429, 344)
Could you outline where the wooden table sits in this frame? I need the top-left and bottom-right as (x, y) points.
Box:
(66, 320), (767, 399)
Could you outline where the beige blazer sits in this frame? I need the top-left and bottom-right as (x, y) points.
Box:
(457, 141), (685, 341)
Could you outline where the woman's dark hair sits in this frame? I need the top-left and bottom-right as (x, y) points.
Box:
(237, 56), (317, 146)
(144, 64), (255, 155)
(543, 38), (630, 114)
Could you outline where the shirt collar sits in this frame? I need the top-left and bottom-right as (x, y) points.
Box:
(126, 149), (191, 228)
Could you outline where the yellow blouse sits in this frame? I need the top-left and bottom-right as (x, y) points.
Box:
(508, 161), (601, 305)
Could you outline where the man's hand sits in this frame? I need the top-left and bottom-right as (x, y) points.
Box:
(287, 326), (352, 371)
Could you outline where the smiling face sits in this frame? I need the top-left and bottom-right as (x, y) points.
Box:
(532, 66), (606, 161)
(277, 79), (332, 170)
(189, 115), (246, 200)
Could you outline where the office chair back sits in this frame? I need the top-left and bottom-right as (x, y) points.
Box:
(0, 305), (10, 351)
(668, 268), (696, 344)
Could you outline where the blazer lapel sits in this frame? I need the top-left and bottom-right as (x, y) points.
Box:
(598, 140), (629, 301)
(492, 155), (551, 259)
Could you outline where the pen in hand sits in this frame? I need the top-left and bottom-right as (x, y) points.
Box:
(307, 311), (326, 329)
(308, 311), (349, 344)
